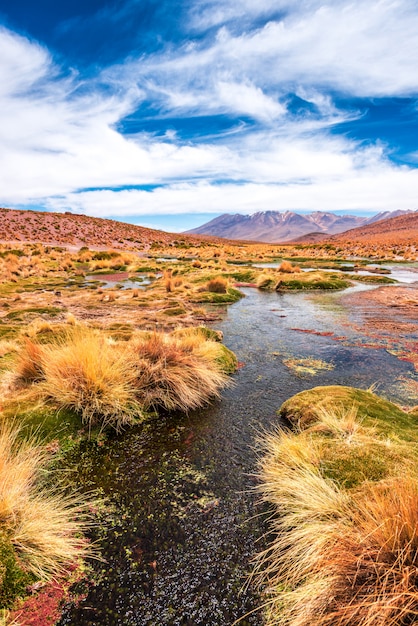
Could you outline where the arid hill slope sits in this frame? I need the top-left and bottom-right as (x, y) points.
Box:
(329, 211), (418, 246)
(0, 207), (209, 249)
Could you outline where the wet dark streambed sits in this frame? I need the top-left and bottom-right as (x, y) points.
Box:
(59, 285), (418, 626)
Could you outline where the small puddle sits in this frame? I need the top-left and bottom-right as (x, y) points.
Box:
(85, 273), (154, 290)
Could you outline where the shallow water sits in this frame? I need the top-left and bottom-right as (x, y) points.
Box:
(85, 273), (154, 290)
(253, 262), (418, 284)
(58, 286), (417, 626)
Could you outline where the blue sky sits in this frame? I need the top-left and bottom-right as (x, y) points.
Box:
(1, 0), (418, 232)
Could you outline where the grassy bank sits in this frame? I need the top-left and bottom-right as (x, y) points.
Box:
(256, 385), (418, 626)
(0, 322), (237, 615)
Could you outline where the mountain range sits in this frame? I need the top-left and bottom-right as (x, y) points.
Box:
(185, 210), (413, 243)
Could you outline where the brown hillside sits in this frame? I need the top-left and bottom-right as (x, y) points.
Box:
(324, 211), (418, 258)
(330, 211), (418, 244)
(0, 207), (215, 249)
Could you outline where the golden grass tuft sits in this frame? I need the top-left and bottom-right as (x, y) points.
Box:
(279, 260), (302, 273)
(0, 340), (18, 358)
(14, 339), (45, 386)
(131, 331), (230, 412)
(0, 423), (90, 583)
(256, 401), (418, 626)
(256, 273), (276, 290)
(66, 312), (77, 326)
(206, 276), (229, 293)
(8, 325), (234, 429)
(40, 329), (143, 431)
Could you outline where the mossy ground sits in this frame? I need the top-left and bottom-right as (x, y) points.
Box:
(279, 385), (418, 439)
(0, 532), (35, 609)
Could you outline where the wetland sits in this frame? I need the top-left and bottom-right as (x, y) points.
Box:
(0, 240), (416, 625)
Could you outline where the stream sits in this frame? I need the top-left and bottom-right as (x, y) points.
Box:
(58, 284), (418, 626)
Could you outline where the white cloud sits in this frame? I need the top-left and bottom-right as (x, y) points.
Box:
(46, 164), (418, 217)
(1, 1), (418, 221)
(216, 81), (285, 121)
(119, 0), (418, 107)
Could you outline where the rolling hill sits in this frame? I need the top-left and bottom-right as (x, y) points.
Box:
(328, 210), (418, 248)
(0, 207), (207, 249)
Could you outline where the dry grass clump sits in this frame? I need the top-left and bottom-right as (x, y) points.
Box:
(9, 325), (234, 429)
(256, 273), (276, 290)
(256, 400), (418, 626)
(0, 340), (18, 358)
(0, 423), (90, 599)
(206, 276), (228, 293)
(14, 339), (45, 385)
(40, 330), (142, 431)
(279, 260), (301, 273)
(130, 331), (231, 412)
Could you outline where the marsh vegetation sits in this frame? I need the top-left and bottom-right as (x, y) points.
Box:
(0, 234), (416, 624)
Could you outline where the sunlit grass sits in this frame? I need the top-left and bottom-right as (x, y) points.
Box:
(256, 392), (418, 626)
(0, 423), (91, 607)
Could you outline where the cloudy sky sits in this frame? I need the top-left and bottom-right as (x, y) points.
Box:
(1, 0), (418, 232)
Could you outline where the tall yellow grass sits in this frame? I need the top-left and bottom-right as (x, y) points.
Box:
(131, 331), (230, 411)
(11, 325), (233, 429)
(40, 329), (142, 431)
(256, 406), (418, 626)
(0, 423), (90, 582)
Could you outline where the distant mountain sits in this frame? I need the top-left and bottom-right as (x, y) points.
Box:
(185, 210), (414, 243)
(185, 211), (366, 242)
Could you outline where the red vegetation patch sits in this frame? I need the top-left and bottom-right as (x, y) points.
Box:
(10, 567), (86, 626)
(290, 328), (335, 337)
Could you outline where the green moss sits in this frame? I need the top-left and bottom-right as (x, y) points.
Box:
(0, 532), (35, 609)
(215, 345), (238, 374)
(276, 272), (351, 291)
(277, 386), (418, 501)
(5, 307), (62, 321)
(191, 287), (244, 304)
(279, 385), (418, 440)
(134, 265), (158, 273)
(319, 441), (414, 489)
(224, 270), (256, 282)
(2, 402), (83, 443)
(163, 307), (187, 316)
(345, 274), (397, 284)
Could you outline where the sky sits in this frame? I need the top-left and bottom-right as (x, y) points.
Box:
(1, 0), (418, 232)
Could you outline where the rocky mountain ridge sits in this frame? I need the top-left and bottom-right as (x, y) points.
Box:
(185, 209), (413, 242)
